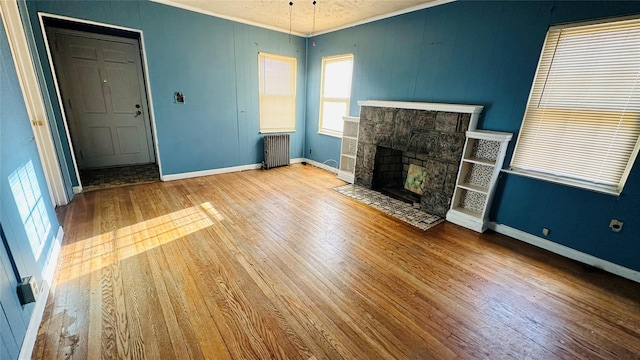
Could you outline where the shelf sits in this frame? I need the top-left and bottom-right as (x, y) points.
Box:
(463, 157), (495, 166)
(341, 137), (358, 158)
(459, 161), (492, 190)
(449, 129), (513, 233)
(450, 206), (482, 219)
(456, 182), (489, 194)
(464, 138), (500, 164)
(341, 150), (356, 157)
(454, 188), (488, 214)
(342, 116), (360, 139)
(446, 208), (486, 232)
(339, 117), (358, 184)
(466, 130), (514, 142)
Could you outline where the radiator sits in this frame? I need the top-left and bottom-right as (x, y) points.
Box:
(263, 134), (290, 169)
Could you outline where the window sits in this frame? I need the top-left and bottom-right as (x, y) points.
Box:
(319, 54), (354, 136)
(258, 53), (296, 133)
(510, 16), (640, 195)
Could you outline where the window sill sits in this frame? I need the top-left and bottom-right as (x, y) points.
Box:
(260, 130), (296, 134)
(318, 130), (342, 138)
(502, 168), (621, 196)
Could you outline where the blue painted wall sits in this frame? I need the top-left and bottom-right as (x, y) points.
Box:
(18, 0), (640, 274)
(305, 1), (640, 272)
(25, 0), (306, 178)
(1, 16), (60, 358)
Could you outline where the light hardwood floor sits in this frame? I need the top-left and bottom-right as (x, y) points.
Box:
(34, 164), (640, 359)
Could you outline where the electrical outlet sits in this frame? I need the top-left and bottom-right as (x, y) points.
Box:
(542, 228), (550, 236)
(609, 219), (623, 233)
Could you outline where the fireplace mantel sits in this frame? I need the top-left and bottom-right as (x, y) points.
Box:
(357, 100), (484, 130)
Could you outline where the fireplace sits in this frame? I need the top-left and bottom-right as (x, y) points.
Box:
(372, 146), (429, 205)
(372, 147), (403, 189)
(355, 101), (484, 217)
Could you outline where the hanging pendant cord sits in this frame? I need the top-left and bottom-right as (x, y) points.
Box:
(312, 0), (316, 38)
(289, 1), (293, 44)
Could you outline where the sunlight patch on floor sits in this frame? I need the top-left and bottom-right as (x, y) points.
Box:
(58, 203), (223, 282)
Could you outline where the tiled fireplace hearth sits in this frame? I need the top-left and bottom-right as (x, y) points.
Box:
(355, 101), (484, 217)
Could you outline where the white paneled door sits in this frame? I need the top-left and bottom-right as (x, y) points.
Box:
(49, 28), (154, 169)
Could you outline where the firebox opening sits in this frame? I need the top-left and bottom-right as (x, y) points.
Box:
(372, 146), (421, 205)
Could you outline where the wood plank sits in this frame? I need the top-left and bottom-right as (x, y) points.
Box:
(33, 164), (640, 359)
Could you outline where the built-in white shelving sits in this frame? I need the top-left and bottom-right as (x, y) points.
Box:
(446, 130), (513, 232)
(337, 116), (360, 183)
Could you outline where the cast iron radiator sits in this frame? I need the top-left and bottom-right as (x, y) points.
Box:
(263, 134), (290, 169)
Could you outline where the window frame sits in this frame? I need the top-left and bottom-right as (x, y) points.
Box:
(508, 15), (640, 195)
(258, 52), (297, 133)
(318, 53), (354, 137)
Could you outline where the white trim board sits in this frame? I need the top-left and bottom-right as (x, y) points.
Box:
(358, 100), (484, 131)
(37, 13), (165, 189)
(358, 100), (483, 115)
(19, 226), (63, 360)
(161, 163), (263, 181)
(0, 1), (68, 205)
(161, 158), (338, 182)
(299, 158), (339, 174)
(489, 222), (640, 284)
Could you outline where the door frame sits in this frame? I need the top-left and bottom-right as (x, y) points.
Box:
(38, 12), (163, 193)
(0, 1), (67, 206)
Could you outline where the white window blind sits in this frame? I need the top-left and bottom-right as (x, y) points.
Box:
(511, 16), (640, 194)
(319, 54), (354, 136)
(258, 53), (296, 133)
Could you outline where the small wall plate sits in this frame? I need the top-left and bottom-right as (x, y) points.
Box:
(17, 276), (39, 305)
(609, 219), (623, 232)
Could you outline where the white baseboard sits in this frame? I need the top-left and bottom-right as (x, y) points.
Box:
(489, 222), (640, 283)
(161, 158), (339, 181)
(302, 158), (339, 174)
(19, 226), (64, 360)
(161, 163), (263, 181)
(72, 186), (82, 194)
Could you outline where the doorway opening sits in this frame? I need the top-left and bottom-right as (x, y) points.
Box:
(42, 16), (160, 192)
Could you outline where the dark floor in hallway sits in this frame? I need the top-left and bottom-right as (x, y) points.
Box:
(80, 163), (160, 192)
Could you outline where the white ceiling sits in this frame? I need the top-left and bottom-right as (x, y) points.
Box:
(152, 0), (452, 37)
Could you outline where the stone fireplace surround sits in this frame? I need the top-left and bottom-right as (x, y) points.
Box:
(355, 101), (484, 217)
